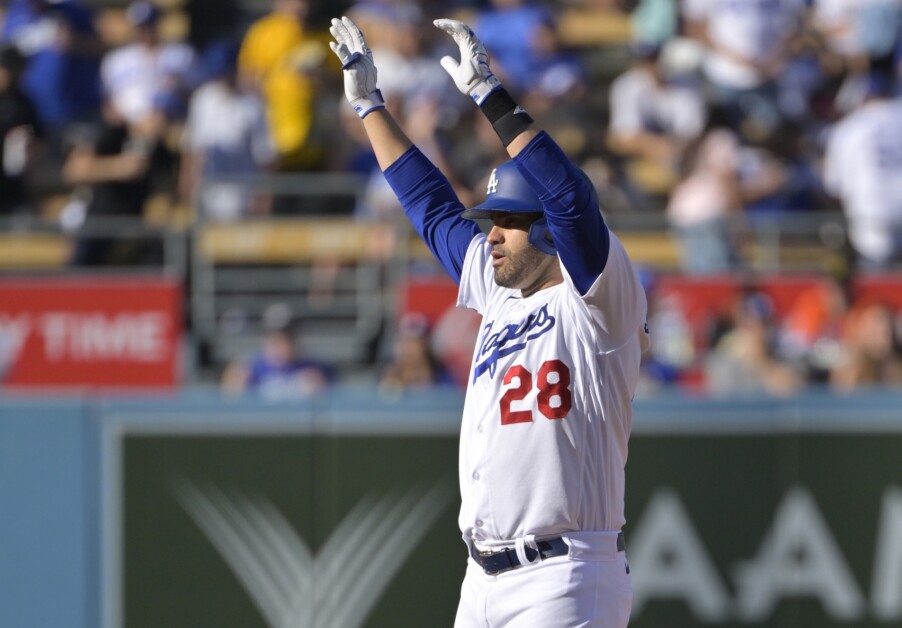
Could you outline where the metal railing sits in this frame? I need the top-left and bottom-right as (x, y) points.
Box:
(0, 171), (880, 384)
(0, 214), (190, 278)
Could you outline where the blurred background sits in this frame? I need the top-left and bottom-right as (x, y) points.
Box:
(1, 0), (901, 626)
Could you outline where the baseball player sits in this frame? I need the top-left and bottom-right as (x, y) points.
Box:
(329, 15), (648, 627)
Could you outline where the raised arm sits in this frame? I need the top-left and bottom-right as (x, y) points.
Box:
(329, 16), (479, 282)
(433, 19), (609, 294)
(328, 17), (410, 169)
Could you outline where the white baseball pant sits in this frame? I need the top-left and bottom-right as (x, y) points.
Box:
(455, 531), (632, 627)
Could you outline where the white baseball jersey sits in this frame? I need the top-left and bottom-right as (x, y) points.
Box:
(101, 41), (196, 123)
(683, 0), (805, 89)
(812, 0), (902, 57)
(456, 230), (647, 546)
(823, 98), (902, 264)
(609, 65), (706, 140)
(182, 80), (275, 220)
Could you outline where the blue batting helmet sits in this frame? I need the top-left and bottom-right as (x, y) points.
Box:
(461, 161), (556, 255)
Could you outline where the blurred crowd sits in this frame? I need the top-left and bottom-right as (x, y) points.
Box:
(0, 0), (901, 397)
(642, 270), (902, 398)
(2, 0), (902, 263)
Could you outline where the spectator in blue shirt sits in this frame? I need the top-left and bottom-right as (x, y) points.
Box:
(473, 0), (557, 94)
(221, 305), (334, 399)
(1, 0), (102, 131)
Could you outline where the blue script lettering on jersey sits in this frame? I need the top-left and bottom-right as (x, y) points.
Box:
(473, 304), (556, 382)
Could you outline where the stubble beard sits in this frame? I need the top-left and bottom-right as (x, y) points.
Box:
(493, 245), (549, 290)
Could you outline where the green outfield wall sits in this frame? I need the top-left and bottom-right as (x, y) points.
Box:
(2, 389), (902, 627)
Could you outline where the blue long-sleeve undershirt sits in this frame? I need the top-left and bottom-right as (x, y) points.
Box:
(514, 131), (610, 295)
(383, 147), (479, 283)
(382, 131), (610, 294)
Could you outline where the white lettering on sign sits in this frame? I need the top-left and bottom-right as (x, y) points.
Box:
(734, 486), (864, 621)
(40, 312), (168, 363)
(872, 486), (902, 619)
(0, 314), (31, 367)
(631, 485), (902, 623)
(630, 488), (731, 621)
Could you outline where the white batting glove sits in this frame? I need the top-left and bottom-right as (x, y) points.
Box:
(433, 18), (501, 106)
(329, 16), (385, 118)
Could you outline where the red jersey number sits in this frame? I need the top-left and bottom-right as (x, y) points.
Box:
(500, 365), (533, 425)
(500, 360), (572, 425)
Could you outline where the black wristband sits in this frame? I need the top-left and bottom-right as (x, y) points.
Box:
(479, 88), (534, 147)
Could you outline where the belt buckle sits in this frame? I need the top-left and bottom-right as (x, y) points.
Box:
(477, 547), (515, 576)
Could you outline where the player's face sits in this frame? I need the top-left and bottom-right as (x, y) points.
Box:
(487, 212), (558, 296)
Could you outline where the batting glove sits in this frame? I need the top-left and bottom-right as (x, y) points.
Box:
(433, 19), (501, 106)
(329, 16), (385, 118)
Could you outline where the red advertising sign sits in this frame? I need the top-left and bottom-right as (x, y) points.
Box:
(0, 278), (182, 389)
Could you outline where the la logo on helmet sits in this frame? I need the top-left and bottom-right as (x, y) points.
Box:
(486, 169), (499, 195)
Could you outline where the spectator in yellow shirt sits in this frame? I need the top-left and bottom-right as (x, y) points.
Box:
(238, 0), (325, 171)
